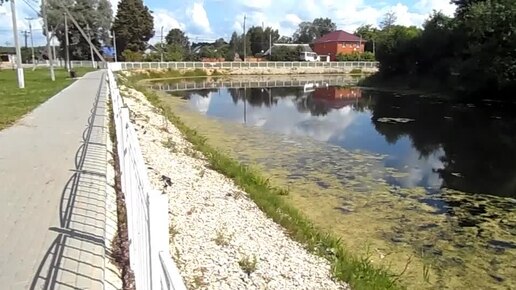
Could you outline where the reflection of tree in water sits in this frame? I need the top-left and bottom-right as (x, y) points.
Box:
(226, 87), (305, 107)
(176, 89), (219, 100)
(366, 90), (516, 197)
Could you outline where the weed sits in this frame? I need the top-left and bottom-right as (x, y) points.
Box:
(169, 223), (179, 240)
(191, 275), (208, 289)
(238, 255), (257, 276)
(214, 229), (230, 246)
(162, 137), (175, 149)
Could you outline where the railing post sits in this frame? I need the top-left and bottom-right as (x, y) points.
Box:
(149, 190), (168, 289)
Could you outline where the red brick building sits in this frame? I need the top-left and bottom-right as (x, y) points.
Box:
(312, 30), (365, 61)
(313, 87), (362, 109)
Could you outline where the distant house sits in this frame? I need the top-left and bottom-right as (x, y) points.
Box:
(312, 30), (365, 61)
(0, 47), (16, 69)
(144, 44), (159, 55)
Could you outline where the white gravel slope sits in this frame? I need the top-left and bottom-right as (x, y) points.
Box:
(120, 85), (349, 290)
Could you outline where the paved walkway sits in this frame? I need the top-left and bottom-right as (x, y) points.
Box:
(0, 70), (113, 289)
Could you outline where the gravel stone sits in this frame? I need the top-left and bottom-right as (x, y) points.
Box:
(120, 86), (350, 290)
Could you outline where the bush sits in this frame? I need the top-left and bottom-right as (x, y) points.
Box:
(122, 49), (144, 61)
(337, 52), (376, 61)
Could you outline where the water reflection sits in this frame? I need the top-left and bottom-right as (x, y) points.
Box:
(166, 83), (516, 198)
(152, 77), (516, 289)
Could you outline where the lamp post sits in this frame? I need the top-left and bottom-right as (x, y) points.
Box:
(10, 0), (25, 88)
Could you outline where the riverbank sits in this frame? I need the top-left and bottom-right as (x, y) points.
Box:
(117, 83), (349, 290)
(117, 70), (400, 290)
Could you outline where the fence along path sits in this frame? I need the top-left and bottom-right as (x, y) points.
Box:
(71, 60), (379, 70)
(107, 68), (186, 290)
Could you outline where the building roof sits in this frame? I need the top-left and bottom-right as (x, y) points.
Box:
(313, 30), (363, 44)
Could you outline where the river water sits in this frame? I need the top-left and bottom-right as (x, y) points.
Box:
(150, 75), (516, 289)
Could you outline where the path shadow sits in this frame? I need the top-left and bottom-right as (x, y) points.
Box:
(30, 72), (118, 290)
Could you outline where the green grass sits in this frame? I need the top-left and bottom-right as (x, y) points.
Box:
(0, 67), (93, 130)
(122, 74), (402, 290)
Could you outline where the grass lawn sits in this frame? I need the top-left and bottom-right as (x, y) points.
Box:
(0, 67), (94, 130)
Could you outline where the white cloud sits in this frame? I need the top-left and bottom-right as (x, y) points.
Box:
(240, 0), (273, 10)
(284, 14), (302, 26)
(153, 9), (185, 33)
(416, 0), (456, 16)
(186, 1), (212, 35)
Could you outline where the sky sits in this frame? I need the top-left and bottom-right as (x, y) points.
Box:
(0, 0), (457, 46)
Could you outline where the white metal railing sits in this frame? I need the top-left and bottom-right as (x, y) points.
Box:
(106, 66), (186, 290)
(111, 61), (378, 71)
(149, 76), (359, 92)
(68, 60), (379, 71)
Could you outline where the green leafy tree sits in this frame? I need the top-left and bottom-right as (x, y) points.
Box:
(112, 0), (154, 58)
(452, 0), (487, 17)
(355, 25), (380, 53)
(229, 31), (250, 60)
(269, 45), (303, 61)
(276, 36), (293, 44)
(44, 0), (112, 60)
(293, 18), (336, 43)
(247, 26), (280, 55)
(370, 0), (516, 97)
(165, 28), (189, 49)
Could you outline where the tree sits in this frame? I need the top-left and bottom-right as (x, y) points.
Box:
(355, 24), (380, 53)
(380, 11), (397, 29)
(276, 36), (293, 44)
(369, 0), (516, 97)
(312, 17), (337, 36)
(229, 30), (250, 60)
(112, 0), (154, 57)
(293, 18), (337, 43)
(45, 0), (112, 60)
(165, 28), (189, 49)
(452, 0), (487, 17)
(269, 45), (303, 61)
(247, 26), (280, 55)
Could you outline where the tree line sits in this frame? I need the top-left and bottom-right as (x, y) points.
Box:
(360, 0), (516, 97)
(0, 0), (371, 62)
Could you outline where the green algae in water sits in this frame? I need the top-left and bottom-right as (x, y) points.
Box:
(155, 87), (516, 290)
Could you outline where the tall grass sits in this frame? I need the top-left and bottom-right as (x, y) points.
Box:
(121, 74), (403, 290)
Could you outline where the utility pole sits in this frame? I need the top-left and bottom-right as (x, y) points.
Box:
(160, 26), (164, 62)
(22, 30), (29, 48)
(269, 33), (272, 58)
(26, 18), (36, 70)
(51, 27), (57, 65)
(10, 0), (25, 88)
(86, 24), (95, 68)
(64, 13), (71, 71)
(243, 14), (246, 62)
(41, 0), (55, 81)
(113, 30), (118, 62)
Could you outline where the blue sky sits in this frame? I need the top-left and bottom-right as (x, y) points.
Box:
(0, 0), (456, 46)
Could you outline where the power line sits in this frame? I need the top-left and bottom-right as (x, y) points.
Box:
(20, 0), (41, 18)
